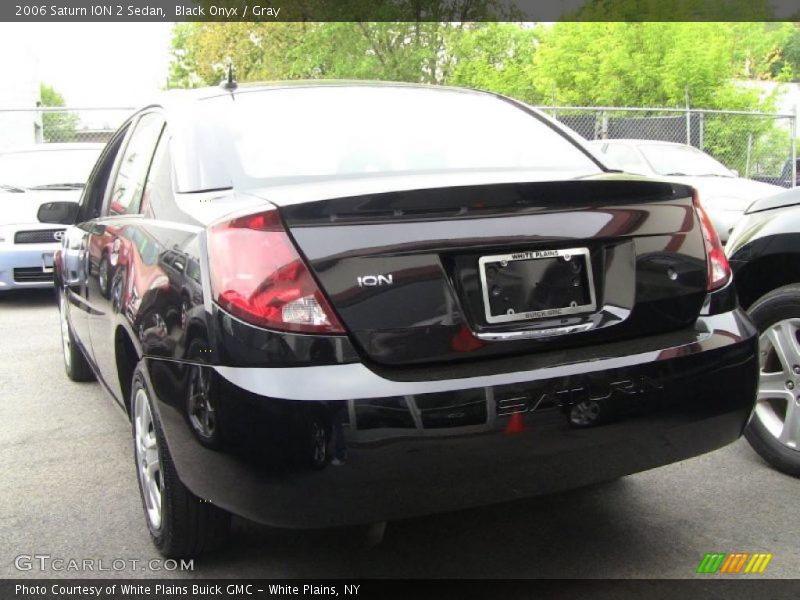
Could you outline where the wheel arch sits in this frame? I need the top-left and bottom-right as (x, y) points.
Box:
(734, 252), (800, 310)
(114, 324), (140, 416)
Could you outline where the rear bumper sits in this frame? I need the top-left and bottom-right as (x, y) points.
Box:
(0, 243), (58, 290)
(145, 308), (758, 528)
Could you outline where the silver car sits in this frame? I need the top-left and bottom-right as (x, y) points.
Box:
(588, 139), (781, 243)
(0, 144), (103, 291)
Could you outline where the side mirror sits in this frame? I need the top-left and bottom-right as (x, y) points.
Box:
(37, 201), (79, 225)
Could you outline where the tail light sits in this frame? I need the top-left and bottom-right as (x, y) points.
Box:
(207, 209), (345, 334)
(693, 192), (731, 291)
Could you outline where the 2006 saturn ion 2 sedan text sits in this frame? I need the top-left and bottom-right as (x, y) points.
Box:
(48, 82), (759, 558)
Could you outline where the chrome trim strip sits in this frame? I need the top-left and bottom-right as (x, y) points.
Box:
(474, 321), (596, 341)
(210, 313), (749, 402)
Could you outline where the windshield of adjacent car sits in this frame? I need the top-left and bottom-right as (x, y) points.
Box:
(637, 143), (734, 177)
(175, 87), (602, 190)
(0, 147), (101, 190)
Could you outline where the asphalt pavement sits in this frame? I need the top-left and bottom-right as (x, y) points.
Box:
(1, 289), (798, 579)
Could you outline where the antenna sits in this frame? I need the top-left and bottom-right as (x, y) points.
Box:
(221, 61), (238, 93)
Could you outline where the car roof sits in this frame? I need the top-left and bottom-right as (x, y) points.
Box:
(142, 80), (500, 117)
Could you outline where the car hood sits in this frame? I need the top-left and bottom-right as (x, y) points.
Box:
(745, 187), (800, 214)
(0, 189), (81, 226)
(663, 175), (781, 211)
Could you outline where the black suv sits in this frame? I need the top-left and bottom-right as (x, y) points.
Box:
(46, 83), (758, 558)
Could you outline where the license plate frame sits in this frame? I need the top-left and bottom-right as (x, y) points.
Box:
(478, 247), (597, 325)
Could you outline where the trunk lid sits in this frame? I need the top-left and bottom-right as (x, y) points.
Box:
(272, 175), (707, 366)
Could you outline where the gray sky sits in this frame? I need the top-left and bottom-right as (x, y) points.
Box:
(0, 22), (173, 108)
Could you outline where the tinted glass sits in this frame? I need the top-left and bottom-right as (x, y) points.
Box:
(109, 113), (164, 216)
(172, 87), (601, 191)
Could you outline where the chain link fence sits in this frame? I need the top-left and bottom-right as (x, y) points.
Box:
(1, 105), (796, 187)
(537, 106), (797, 187)
(0, 107), (133, 150)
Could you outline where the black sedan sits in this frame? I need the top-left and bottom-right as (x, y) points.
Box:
(45, 82), (758, 557)
(727, 187), (800, 477)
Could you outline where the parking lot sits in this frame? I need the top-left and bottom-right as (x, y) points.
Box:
(1, 288), (798, 579)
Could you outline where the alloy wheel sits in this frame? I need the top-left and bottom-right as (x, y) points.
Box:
(134, 387), (163, 530)
(188, 366), (216, 441)
(755, 318), (800, 451)
(59, 294), (71, 370)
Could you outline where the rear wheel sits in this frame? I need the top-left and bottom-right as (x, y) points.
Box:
(131, 366), (231, 557)
(58, 291), (94, 382)
(185, 338), (222, 449)
(98, 255), (111, 298)
(745, 285), (800, 477)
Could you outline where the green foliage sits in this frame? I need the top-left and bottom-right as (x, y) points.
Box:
(448, 24), (540, 101)
(167, 19), (798, 175)
(571, 0), (776, 21)
(39, 83), (79, 143)
(531, 23), (783, 109)
(167, 22), (491, 87)
(769, 24), (800, 81)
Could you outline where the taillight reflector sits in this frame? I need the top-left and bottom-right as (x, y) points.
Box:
(693, 192), (731, 291)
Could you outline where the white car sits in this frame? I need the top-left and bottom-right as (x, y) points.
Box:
(0, 144), (104, 291)
(588, 139), (782, 242)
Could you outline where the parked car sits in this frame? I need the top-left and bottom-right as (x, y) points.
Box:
(0, 144), (104, 291)
(49, 83), (758, 558)
(751, 158), (800, 188)
(726, 187), (800, 477)
(588, 139), (781, 243)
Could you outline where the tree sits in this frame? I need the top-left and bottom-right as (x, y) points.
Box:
(165, 0), (516, 88)
(768, 24), (800, 81)
(167, 22), (493, 88)
(39, 83), (79, 143)
(530, 23), (774, 109)
(571, 0), (776, 21)
(448, 24), (541, 102)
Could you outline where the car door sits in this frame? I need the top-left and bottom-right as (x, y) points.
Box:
(63, 124), (132, 355)
(86, 111), (165, 399)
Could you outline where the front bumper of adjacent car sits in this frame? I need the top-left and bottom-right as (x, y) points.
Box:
(0, 231), (60, 290)
(141, 300), (759, 529)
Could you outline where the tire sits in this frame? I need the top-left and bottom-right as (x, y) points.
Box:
(185, 338), (223, 450)
(744, 284), (800, 477)
(58, 291), (95, 382)
(131, 365), (231, 557)
(98, 255), (112, 298)
(110, 269), (125, 314)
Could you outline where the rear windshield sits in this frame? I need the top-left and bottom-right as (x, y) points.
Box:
(171, 86), (601, 192)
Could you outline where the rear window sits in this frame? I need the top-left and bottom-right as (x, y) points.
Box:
(171, 86), (601, 191)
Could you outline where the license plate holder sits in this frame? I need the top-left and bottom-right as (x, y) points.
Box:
(479, 247), (596, 325)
